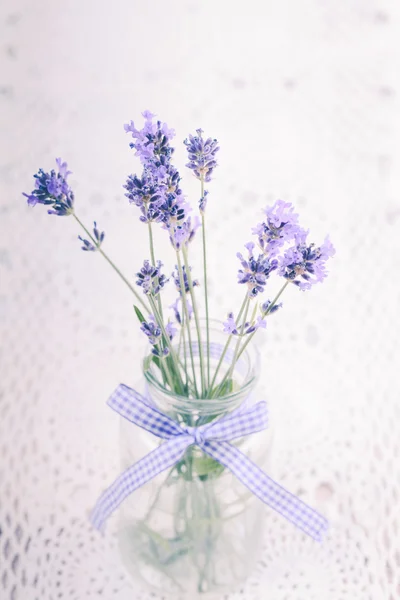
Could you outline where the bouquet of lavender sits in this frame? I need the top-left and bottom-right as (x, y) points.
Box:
(23, 111), (334, 595)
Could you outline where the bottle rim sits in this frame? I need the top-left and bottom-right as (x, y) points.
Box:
(142, 321), (260, 413)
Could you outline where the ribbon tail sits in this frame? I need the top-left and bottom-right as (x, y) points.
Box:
(90, 436), (191, 531)
(203, 440), (329, 541)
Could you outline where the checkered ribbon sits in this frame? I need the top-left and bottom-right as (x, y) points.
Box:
(90, 384), (328, 540)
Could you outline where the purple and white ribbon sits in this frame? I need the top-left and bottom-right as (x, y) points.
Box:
(90, 384), (328, 540)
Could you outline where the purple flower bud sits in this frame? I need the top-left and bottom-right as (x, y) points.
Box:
(237, 244), (278, 298)
(199, 190), (209, 213)
(261, 300), (282, 315)
(170, 297), (193, 324)
(223, 313), (239, 335)
(78, 221), (105, 252)
(172, 265), (199, 295)
(140, 317), (162, 347)
(165, 321), (177, 340)
(223, 313), (267, 336)
(136, 260), (168, 296)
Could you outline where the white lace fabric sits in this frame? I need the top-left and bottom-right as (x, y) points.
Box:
(1, 0), (399, 598)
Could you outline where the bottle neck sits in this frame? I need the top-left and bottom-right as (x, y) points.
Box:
(143, 325), (260, 419)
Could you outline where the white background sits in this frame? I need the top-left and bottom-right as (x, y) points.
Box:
(1, 1), (400, 598)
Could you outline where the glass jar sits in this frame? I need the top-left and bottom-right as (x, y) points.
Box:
(117, 325), (273, 598)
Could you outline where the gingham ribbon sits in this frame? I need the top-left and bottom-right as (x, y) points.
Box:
(90, 384), (328, 540)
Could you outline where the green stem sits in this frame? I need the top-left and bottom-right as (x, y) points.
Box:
(219, 296), (250, 389)
(208, 293), (248, 395)
(148, 222), (156, 265)
(147, 221), (168, 381)
(176, 251), (199, 397)
(155, 343), (175, 391)
(182, 246), (206, 397)
(73, 213), (150, 314)
(148, 296), (185, 394)
(200, 177), (210, 390)
(148, 222), (164, 315)
(181, 309), (189, 393)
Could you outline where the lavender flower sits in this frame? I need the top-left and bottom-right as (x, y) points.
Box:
(279, 234), (335, 290)
(165, 321), (177, 341)
(173, 265), (199, 295)
(245, 316), (267, 334)
(140, 318), (169, 357)
(223, 313), (239, 335)
(170, 297), (193, 324)
(261, 299), (282, 315)
(169, 216), (201, 250)
(252, 200), (300, 257)
(141, 318), (162, 345)
(159, 193), (186, 227)
(237, 242), (278, 298)
(163, 164), (183, 196)
(223, 312), (266, 335)
(23, 157), (74, 216)
(78, 221), (105, 252)
(136, 260), (168, 296)
(184, 129), (219, 182)
(124, 113), (188, 229)
(124, 111), (175, 167)
(199, 190), (209, 214)
(124, 170), (162, 209)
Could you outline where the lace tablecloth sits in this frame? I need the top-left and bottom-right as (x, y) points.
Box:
(1, 1), (399, 598)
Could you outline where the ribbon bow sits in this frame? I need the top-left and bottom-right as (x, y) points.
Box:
(90, 384), (328, 540)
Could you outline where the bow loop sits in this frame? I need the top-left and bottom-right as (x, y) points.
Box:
(91, 383), (328, 540)
(107, 384), (183, 440)
(205, 401), (268, 443)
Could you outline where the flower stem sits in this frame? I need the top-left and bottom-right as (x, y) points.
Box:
(208, 293), (249, 396)
(181, 311), (189, 393)
(176, 251), (199, 397)
(148, 222), (156, 265)
(148, 221), (167, 352)
(147, 223), (166, 386)
(182, 246), (206, 397)
(217, 296), (251, 393)
(72, 213), (150, 314)
(200, 177), (210, 390)
(155, 343), (175, 391)
(148, 296), (185, 394)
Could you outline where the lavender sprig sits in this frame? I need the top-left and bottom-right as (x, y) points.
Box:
(185, 129), (219, 390)
(23, 158), (74, 216)
(223, 312), (266, 336)
(184, 129), (220, 183)
(175, 250), (199, 396)
(23, 117), (335, 402)
(23, 160), (152, 313)
(140, 316), (177, 357)
(79, 221), (105, 252)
